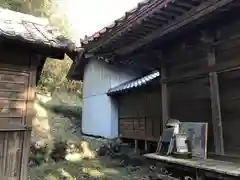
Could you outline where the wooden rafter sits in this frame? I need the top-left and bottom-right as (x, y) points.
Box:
(175, 1), (195, 8)
(116, 0), (234, 55)
(166, 4), (188, 13)
(150, 13), (169, 22)
(155, 10), (178, 17)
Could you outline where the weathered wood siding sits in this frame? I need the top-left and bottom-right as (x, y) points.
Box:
(0, 67), (33, 180)
(216, 21), (240, 156)
(165, 20), (240, 156)
(116, 18), (240, 158)
(119, 88), (162, 141)
(166, 44), (215, 153)
(0, 131), (23, 180)
(0, 50), (38, 180)
(0, 70), (29, 124)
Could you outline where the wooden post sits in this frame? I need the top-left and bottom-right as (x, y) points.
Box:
(196, 169), (206, 180)
(161, 67), (169, 131)
(208, 47), (224, 155)
(144, 140), (148, 152)
(21, 60), (37, 180)
(134, 139), (138, 153)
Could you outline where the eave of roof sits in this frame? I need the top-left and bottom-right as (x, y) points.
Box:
(0, 8), (77, 55)
(68, 0), (237, 81)
(107, 70), (160, 96)
(81, 0), (235, 54)
(81, 0), (174, 51)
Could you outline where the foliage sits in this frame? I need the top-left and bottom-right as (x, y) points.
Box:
(0, 0), (52, 17)
(37, 56), (82, 95)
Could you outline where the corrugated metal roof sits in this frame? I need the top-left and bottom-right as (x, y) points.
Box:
(107, 70), (160, 95)
(0, 8), (76, 52)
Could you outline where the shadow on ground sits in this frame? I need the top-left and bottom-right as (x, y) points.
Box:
(29, 93), (150, 180)
(29, 155), (150, 180)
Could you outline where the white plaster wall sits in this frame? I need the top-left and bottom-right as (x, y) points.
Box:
(82, 59), (138, 138)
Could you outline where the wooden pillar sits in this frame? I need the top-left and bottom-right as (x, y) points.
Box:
(196, 169), (206, 180)
(208, 47), (224, 155)
(134, 139), (138, 153)
(161, 67), (169, 131)
(144, 140), (148, 152)
(21, 66), (37, 180)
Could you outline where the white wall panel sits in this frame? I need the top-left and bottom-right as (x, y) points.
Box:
(82, 59), (138, 138)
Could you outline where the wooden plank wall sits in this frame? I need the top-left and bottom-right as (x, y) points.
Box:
(165, 20), (240, 157)
(119, 88), (162, 141)
(0, 131), (24, 180)
(0, 70), (29, 126)
(118, 19), (240, 158)
(0, 52), (39, 180)
(216, 20), (240, 156)
(166, 43), (215, 153)
(0, 67), (31, 180)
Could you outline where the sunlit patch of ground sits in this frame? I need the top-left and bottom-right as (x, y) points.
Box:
(65, 141), (96, 161)
(29, 93), (149, 180)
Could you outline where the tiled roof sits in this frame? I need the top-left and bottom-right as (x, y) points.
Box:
(107, 70), (160, 95)
(0, 8), (76, 52)
(81, 0), (160, 45)
(80, 0), (234, 53)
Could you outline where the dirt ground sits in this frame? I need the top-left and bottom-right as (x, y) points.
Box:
(28, 156), (150, 180)
(29, 95), (151, 180)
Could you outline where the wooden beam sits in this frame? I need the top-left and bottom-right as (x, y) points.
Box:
(67, 50), (85, 80)
(166, 4), (187, 13)
(161, 67), (169, 130)
(155, 10), (178, 17)
(175, 1), (195, 9)
(150, 14), (169, 22)
(116, 0), (234, 55)
(142, 22), (160, 29)
(165, 57), (240, 83)
(208, 47), (224, 155)
(21, 59), (37, 180)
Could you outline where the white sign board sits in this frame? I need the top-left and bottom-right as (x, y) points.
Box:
(180, 122), (208, 159)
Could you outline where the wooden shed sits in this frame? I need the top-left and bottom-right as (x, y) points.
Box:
(69, 0), (240, 179)
(107, 71), (162, 142)
(0, 8), (77, 180)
